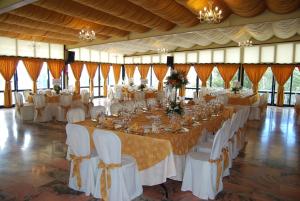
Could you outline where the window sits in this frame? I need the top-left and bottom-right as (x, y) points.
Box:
(17, 40), (34, 57)
(93, 67), (100, 97)
(185, 66), (197, 98)
(276, 43), (293, 63)
(211, 67), (224, 88)
(142, 55), (151, 64)
(244, 46), (259, 63)
(124, 57), (133, 64)
(91, 49), (100, 62)
(161, 53), (172, 64)
(80, 65), (89, 88)
(133, 57), (141, 64)
(68, 64), (76, 89)
(225, 48), (240, 63)
(152, 55), (160, 63)
(17, 60), (33, 90)
(0, 37), (16, 56)
(108, 65), (115, 87)
(199, 50), (212, 63)
(35, 42), (49, 58)
(261, 46), (275, 63)
(50, 44), (64, 59)
(295, 44), (300, 63)
(213, 50), (224, 63)
(258, 67), (273, 103)
(36, 62), (49, 89)
(100, 52), (109, 63)
(80, 48), (90, 61)
(186, 52), (197, 63)
(70, 48), (80, 61)
(291, 69), (300, 104)
(174, 52), (186, 63)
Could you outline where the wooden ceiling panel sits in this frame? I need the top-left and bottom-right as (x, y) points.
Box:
(73, 0), (176, 31)
(11, 4), (129, 37)
(0, 0), (298, 47)
(35, 0), (150, 33)
(128, 0), (199, 27)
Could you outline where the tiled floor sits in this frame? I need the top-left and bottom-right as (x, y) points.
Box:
(0, 105), (299, 201)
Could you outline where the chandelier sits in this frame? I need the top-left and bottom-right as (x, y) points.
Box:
(157, 48), (168, 54)
(238, 40), (253, 47)
(79, 28), (96, 41)
(199, 0), (222, 24)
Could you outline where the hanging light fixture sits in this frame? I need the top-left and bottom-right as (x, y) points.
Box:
(238, 40), (253, 47)
(79, 27), (96, 41)
(157, 47), (168, 54)
(199, 0), (222, 24)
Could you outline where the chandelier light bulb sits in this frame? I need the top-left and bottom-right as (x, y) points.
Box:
(79, 27), (96, 41)
(199, 0), (223, 24)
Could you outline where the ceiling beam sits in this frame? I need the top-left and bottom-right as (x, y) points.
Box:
(66, 9), (300, 49)
(0, 0), (38, 15)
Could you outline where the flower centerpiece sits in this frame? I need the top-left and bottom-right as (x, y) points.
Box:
(165, 69), (189, 115)
(128, 78), (134, 87)
(231, 81), (242, 94)
(138, 79), (148, 91)
(53, 79), (62, 94)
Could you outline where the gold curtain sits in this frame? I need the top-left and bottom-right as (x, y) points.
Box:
(194, 64), (214, 87)
(48, 60), (64, 79)
(271, 64), (295, 106)
(101, 63), (111, 96)
(153, 64), (168, 91)
(138, 64), (150, 79)
(125, 64), (136, 79)
(174, 64), (191, 97)
(243, 64), (268, 93)
(112, 64), (121, 85)
(0, 57), (18, 107)
(23, 58), (43, 93)
(70, 61), (84, 94)
(86, 62), (98, 96)
(217, 64), (239, 89)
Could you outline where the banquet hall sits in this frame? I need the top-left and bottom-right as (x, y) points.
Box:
(0, 0), (299, 201)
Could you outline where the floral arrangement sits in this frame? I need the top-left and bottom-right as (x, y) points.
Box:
(53, 85), (61, 94)
(231, 81), (242, 94)
(53, 79), (62, 94)
(128, 78), (134, 87)
(166, 69), (188, 89)
(166, 101), (184, 115)
(138, 79), (148, 91)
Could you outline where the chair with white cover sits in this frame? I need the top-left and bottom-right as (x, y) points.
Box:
(67, 108), (85, 123)
(156, 91), (165, 104)
(56, 94), (73, 122)
(66, 124), (95, 195)
(23, 90), (31, 102)
(248, 94), (266, 120)
(33, 94), (52, 122)
(110, 102), (123, 116)
(81, 91), (92, 117)
(181, 122), (225, 200)
(92, 129), (142, 200)
(90, 105), (106, 120)
(14, 92), (34, 121)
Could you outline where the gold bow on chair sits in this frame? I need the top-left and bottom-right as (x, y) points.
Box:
(61, 105), (71, 119)
(222, 147), (229, 170)
(209, 156), (223, 192)
(35, 107), (45, 117)
(70, 154), (91, 189)
(98, 160), (122, 201)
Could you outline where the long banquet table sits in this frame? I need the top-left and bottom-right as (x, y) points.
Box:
(75, 106), (234, 186)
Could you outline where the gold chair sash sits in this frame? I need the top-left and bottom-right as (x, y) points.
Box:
(61, 105), (71, 119)
(209, 156), (223, 192)
(35, 107), (45, 117)
(98, 160), (122, 201)
(222, 147), (229, 170)
(70, 154), (91, 189)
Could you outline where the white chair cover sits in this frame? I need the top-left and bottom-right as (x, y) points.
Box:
(92, 129), (142, 200)
(33, 94), (52, 122)
(14, 92), (34, 121)
(122, 101), (135, 113)
(67, 108), (85, 123)
(90, 105), (106, 120)
(56, 94), (73, 122)
(181, 121), (225, 200)
(80, 92), (91, 117)
(66, 124), (95, 195)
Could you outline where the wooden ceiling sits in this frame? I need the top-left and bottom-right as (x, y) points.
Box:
(0, 0), (299, 48)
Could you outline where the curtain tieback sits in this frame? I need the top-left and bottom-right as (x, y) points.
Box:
(209, 155), (223, 192)
(98, 160), (122, 201)
(70, 154), (91, 189)
(5, 81), (11, 91)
